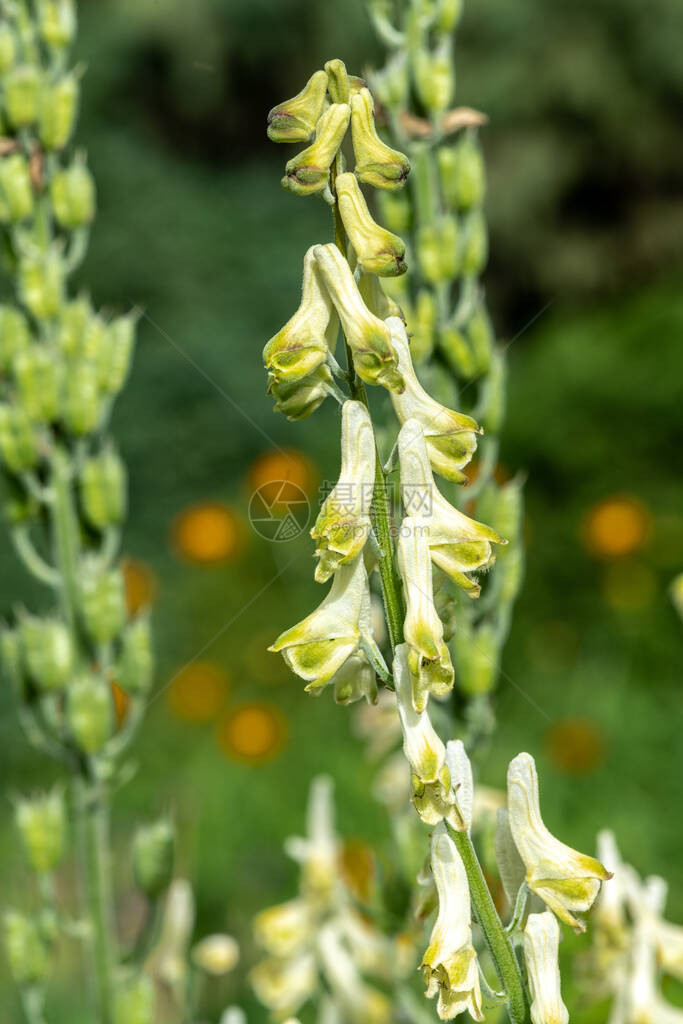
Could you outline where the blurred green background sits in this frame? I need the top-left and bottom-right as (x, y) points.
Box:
(1, 0), (681, 1020)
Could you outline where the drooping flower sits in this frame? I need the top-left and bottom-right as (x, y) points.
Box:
(397, 516), (454, 711)
(268, 363), (335, 421)
(282, 103), (351, 197)
(398, 418), (504, 594)
(350, 87), (410, 191)
(421, 822), (483, 1021)
(267, 70), (329, 143)
(269, 554), (386, 694)
(523, 912), (569, 1024)
(507, 753), (612, 932)
(311, 400), (375, 582)
(387, 316), (480, 482)
(335, 172), (406, 277)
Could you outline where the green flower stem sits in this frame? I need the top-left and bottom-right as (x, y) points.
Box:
(448, 824), (531, 1024)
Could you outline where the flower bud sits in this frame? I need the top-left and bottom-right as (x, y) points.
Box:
(523, 913), (569, 1024)
(311, 400), (375, 582)
(3, 65), (42, 128)
(0, 305), (31, 372)
(439, 325), (476, 378)
(282, 103), (350, 197)
(477, 477), (524, 543)
(478, 347), (506, 434)
(410, 288), (437, 362)
(39, 71), (79, 149)
(116, 617), (154, 696)
(0, 25), (17, 74)
(264, 246), (336, 385)
(331, 650), (377, 705)
(461, 210), (488, 276)
(50, 161), (96, 228)
(98, 313), (136, 394)
(498, 542), (524, 604)
(377, 188), (412, 234)
(312, 243), (404, 392)
(113, 974), (155, 1024)
(60, 361), (101, 434)
(4, 909), (50, 986)
(0, 404), (40, 473)
(19, 248), (65, 320)
(66, 671), (114, 754)
(81, 312), (108, 362)
(80, 565), (127, 645)
(466, 302), (494, 375)
(452, 620), (498, 695)
(20, 615), (74, 691)
(351, 88), (410, 191)
(507, 752), (612, 932)
(268, 363), (334, 420)
(0, 153), (34, 222)
(38, 0), (77, 51)
(370, 53), (409, 111)
(79, 446), (127, 530)
(15, 787), (67, 873)
(191, 934), (240, 976)
(133, 819), (175, 897)
(416, 215), (459, 283)
(387, 317), (479, 482)
(413, 39), (454, 115)
(438, 137), (486, 211)
(267, 69), (328, 143)
(335, 172), (406, 276)
(435, 0), (463, 33)
(324, 59), (349, 104)
(57, 295), (91, 356)
(12, 346), (62, 422)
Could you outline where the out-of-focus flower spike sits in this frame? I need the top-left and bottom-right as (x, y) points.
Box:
(250, 952), (317, 1019)
(523, 912), (569, 1024)
(335, 172), (406, 277)
(267, 70), (329, 143)
(351, 87), (410, 191)
(253, 898), (312, 959)
(282, 103), (350, 197)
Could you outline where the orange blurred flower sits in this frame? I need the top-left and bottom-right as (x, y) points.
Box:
(545, 717), (606, 776)
(247, 448), (317, 503)
(215, 703), (287, 763)
(167, 661), (230, 722)
(111, 681), (130, 728)
(172, 502), (243, 565)
(122, 557), (158, 615)
(583, 496), (651, 558)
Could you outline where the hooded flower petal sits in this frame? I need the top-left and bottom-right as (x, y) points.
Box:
(507, 753), (612, 932)
(283, 103), (351, 197)
(350, 88), (410, 191)
(523, 912), (569, 1024)
(445, 739), (473, 833)
(388, 317), (480, 482)
(312, 244), (404, 392)
(398, 418), (504, 594)
(397, 517), (454, 711)
(268, 363), (335, 420)
(335, 172), (406, 277)
(267, 69), (329, 143)
(393, 644), (453, 824)
(264, 246), (338, 385)
(311, 400), (375, 582)
(422, 822), (483, 1021)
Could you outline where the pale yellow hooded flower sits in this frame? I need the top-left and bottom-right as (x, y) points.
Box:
(523, 912), (569, 1024)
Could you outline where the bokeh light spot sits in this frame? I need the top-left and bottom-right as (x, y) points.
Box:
(122, 557), (158, 615)
(545, 717), (606, 776)
(247, 449), (317, 502)
(216, 703), (287, 763)
(172, 502), (242, 565)
(168, 661), (230, 722)
(583, 496), (651, 558)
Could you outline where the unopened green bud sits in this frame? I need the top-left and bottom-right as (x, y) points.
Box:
(461, 210), (488, 276)
(268, 364), (333, 420)
(57, 296), (91, 356)
(466, 303), (494, 374)
(370, 53), (409, 110)
(413, 40), (454, 115)
(0, 25), (17, 74)
(477, 477), (524, 545)
(12, 347), (62, 422)
(80, 566), (127, 645)
(82, 313), (108, 362)
(267, 69), (328, 144)
(4, 910), (50, 986)
(113, 974), (155, 1024)
(479, 348), (505, 433)
(282, 103), (350, 197)
(439, 326), (476, 378)
(0, 306), (31, 372)
(0, 405), (40, 473)
(351, 88), (410, 191)
(98, 314), (136, 393)
(0, 153), (34, 223)
(117, 617), (154, 696)
(325, 58), (349, 104)
(38, 0), (77, 50)
(435, 0), (463, 33)
(15, 788), (67, 873)
(133, 819), (174, 897)
(60, 361), (101, 434)
(439, 137), (485, 211)
(19, 249), (65, 320)
(39, 72), (79, 150)
(79, 446), (127, 530)
(453, 621), (498, 696)
(416, 215), (459, 283)
(409, 288), (436, 362)
(4, 65), (42, 127)
(336, 172), (406, 276)
(20, 615), (74, 691)
(67, 672), (113, 754)
(498, 542), (524, 604)
(50, 161), (96, 228)
(377, 188), (412, 234)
